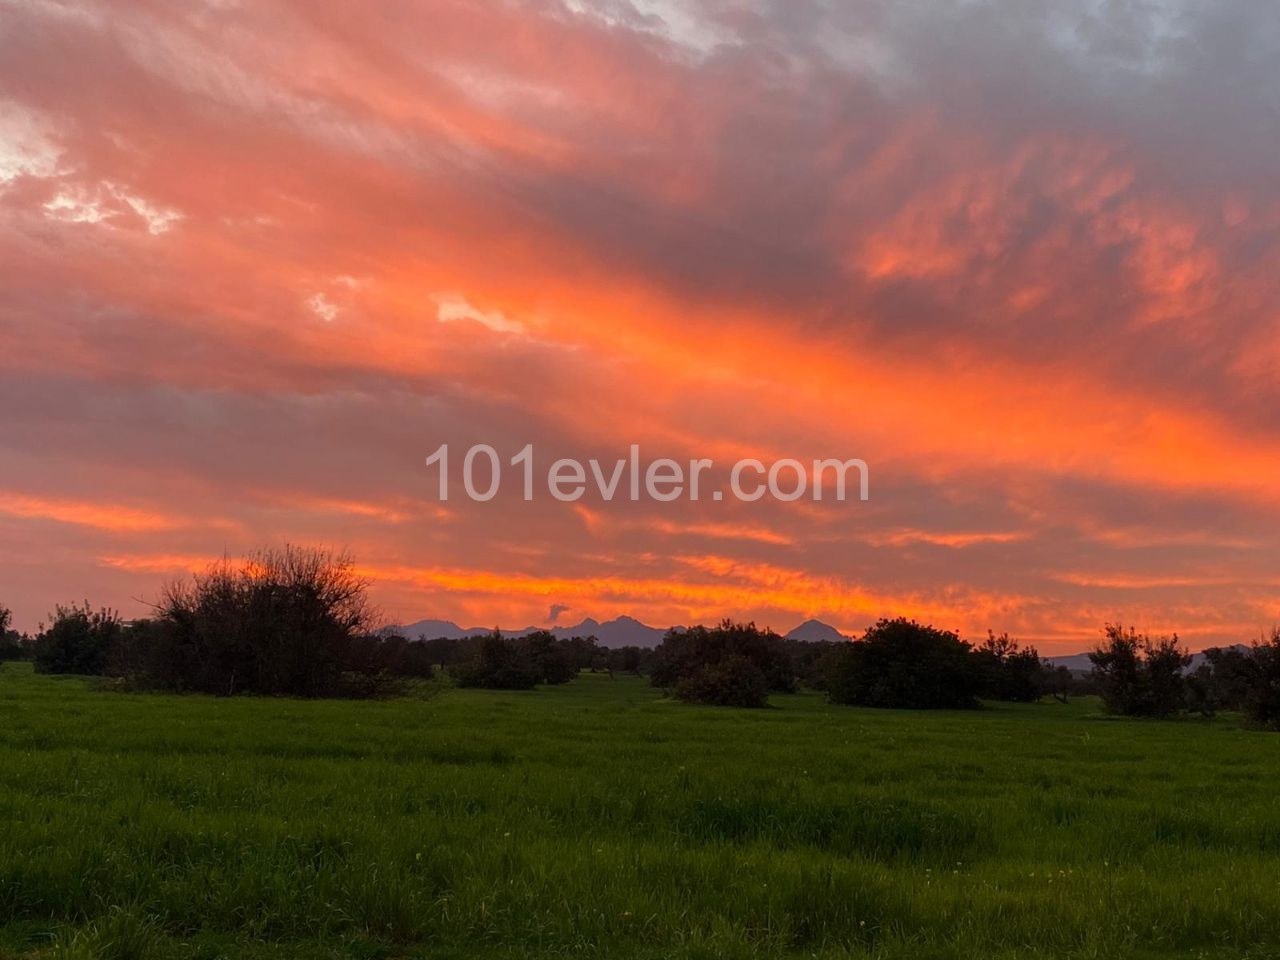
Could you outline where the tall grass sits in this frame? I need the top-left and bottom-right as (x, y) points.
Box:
(1, 662), (1277, 958)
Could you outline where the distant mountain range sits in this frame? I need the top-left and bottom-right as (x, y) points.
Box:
(1043, 643), (1251, 675)
(394, 615), (851, 649)
(394, 615), (671, 649)
(395, 615), (1244, 664)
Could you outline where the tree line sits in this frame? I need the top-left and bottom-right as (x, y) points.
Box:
(0, 547), (651, 698)
(648, 615), (1280, 729)
(2, 545), (1279, 729)
(649, 618), (1072, 710)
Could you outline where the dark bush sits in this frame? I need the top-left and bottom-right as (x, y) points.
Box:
(652, 620), (795, 695)
(0, 602), (31, 661)
(147, 545), (379, 697)
(1242, 630), (1280, 731)
(105, 617), (180, 683)
(674, 655), (769, 708)
(560, 635), (605, 672)
(33, 603), (123, 675)
(786, 639), (841, 691)
(1184, 664), (1217, 718)
(339, 634), (436, 694)
(974, 631), (1047, 702)
(450, 632), (541, 690)
(1089, 624), (1189, 718)
(607, 645), (652, 676)
(1199, 646), (1256, 712)
(521, 631), (579, 685)
(0, 632), (27, 661)
(826, 618), (979, 710)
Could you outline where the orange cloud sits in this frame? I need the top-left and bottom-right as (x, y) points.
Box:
(0, 492), (186, 533)
(2, 0), (1279, 650)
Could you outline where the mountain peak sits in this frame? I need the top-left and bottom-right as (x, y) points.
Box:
(786, 619), (848, 642)
(395, 614), (672, 649)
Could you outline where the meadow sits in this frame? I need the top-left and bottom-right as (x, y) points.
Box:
(2, 662), (1279, 959)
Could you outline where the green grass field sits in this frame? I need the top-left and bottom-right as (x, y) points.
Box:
(2, 662), (1279, 959)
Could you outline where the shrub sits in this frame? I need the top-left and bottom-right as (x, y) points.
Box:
(33, 603), (123, 675)
(521, 631), (579, 685)
(1088, 624), (1190, 718)
(1199, 646), (1256, 712)
(826, 618), (979, 709)
(1184, 664), (1217, 718)
(149, 545), (379, 697)
(673, 655), (769, 707)
(447, 631), (584, 689)
(450, 632), (540, 690)
(0, 632), (27, 661)
(0, 602), (31, 661)
(974, 631), (1047, 702)
(787, 638), (841, 691)
(607, 645), (651, 676)
(1242, 629), (1280, 731)
(104, 617), (179, 683)
(652, 621), (795, 695)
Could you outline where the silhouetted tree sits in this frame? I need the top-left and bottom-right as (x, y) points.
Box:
(418, 634), (467, 669)
(450, 631), (540, 689)
(1242, 629), (1280, 731)
(785, 638), (841, 690)
(104, 617), (176, 681)
(609, 645), (650, 676)
(33, 603), (123, 675)
(0, 602), (31, 661)
(1089, 624), (1189, 717)
(974, 631), (1047, 702)
(561, 635), (603, 671)
(674, 654), (769, 708)
(1088, 624), (1144, 714)
(652, 620), (794, 697)
(1044, 664), (1075, 704)
(521, 631), (579, 685)
(1184, 664), (1217, 718)
(148, 545), (379, 696)
(826, 618), (979, 709)
(1200, 646), (1256, 711)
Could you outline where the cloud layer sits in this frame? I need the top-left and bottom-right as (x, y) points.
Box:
(2, 0), (1278, 649)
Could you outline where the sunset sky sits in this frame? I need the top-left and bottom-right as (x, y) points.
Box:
(2, 0), (1279, 649)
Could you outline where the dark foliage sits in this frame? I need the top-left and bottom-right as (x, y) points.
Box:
(1042, 663), (1078, 704)
(826, 618), (979, 710)
(1088, 624), (1190, 718)
(33, 603), (124, 675)
(786, 638), (841, 691)
(0, 602), (31, 661)
(138, 545), (380, 697)
(605, 645), (652, 676)
(520, 631), (580, 685)
(344, 633), (436, 684)
(1184, 664), (1217, 718)
(105, 617), (178, 681)
(450, 632), (541, 689)
(1198, 646), (1256, 712)
(1241, 630), (1280, 731)
(446, 630), (589, 689)
(0, 632), (28, 661)
(673, 654), (769, 708)
(652, 620), (795, 699)
(974, 631), (1048, 702)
